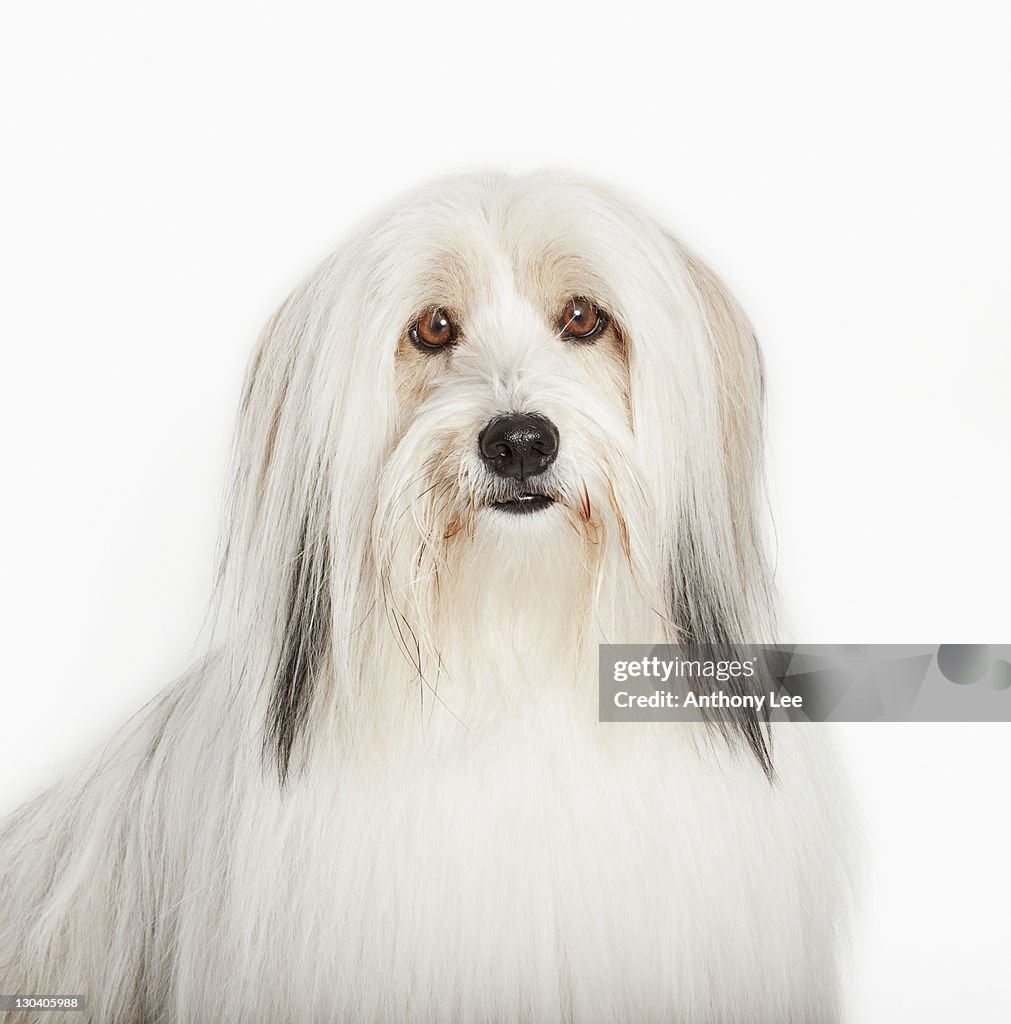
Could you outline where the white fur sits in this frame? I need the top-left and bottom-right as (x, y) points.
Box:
(0, 171), (855, 1023)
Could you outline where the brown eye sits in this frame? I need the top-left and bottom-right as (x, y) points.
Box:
(410, 308), (458, 351)
(558, 297), (607, 342)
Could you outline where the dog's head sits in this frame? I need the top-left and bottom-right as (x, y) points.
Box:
(224, 172), (773, 777)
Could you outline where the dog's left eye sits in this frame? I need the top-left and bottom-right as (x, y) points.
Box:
(558, 297), (607, 342)
(410, 308), (458, 351)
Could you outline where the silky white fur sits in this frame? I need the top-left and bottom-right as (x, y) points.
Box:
(0, 172), (855, 1023)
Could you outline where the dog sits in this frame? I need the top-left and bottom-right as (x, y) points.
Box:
(0, 171), (855, 1022)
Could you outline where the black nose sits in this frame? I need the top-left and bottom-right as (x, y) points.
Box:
(478, 413), (559, 480)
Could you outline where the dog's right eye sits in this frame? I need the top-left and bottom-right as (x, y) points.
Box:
(410, 308), (458, 351)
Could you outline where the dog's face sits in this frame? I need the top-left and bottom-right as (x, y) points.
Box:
(231, 172), (774, 773)
(394, 267), (630, 522)
(384, 185), (640, 574)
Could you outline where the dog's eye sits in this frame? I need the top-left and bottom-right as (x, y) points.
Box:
(558, 297), (607, 342)
(410, 308), (458, 351)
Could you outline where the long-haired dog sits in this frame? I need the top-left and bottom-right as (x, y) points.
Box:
(0, 172), (854, 1023)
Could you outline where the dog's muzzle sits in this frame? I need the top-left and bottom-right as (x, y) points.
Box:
(478, 413), (559, 514)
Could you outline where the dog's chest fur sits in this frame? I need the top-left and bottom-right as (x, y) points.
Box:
(173, 691), (847, 1024)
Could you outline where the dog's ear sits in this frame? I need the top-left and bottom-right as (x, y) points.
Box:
(221, 271), (387, 784)
(650, 238), (776, 776)
(225, 292), (338, 783)
(678, 245), (766, 501)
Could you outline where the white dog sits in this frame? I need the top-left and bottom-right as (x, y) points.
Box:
(0, 172), (854, 1023)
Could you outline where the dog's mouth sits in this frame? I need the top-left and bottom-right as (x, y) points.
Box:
(492, 493), (556, 515)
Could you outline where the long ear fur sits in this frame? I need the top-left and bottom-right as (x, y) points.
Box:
(624, 227), (776, 775)
(266, 490), (333, 782)
(676, 241), (776, 776)
(216, 248), (397, 783)
(222, 288), (339, 783)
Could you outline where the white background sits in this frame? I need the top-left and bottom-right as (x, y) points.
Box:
(1, 2), (1009, 1020)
